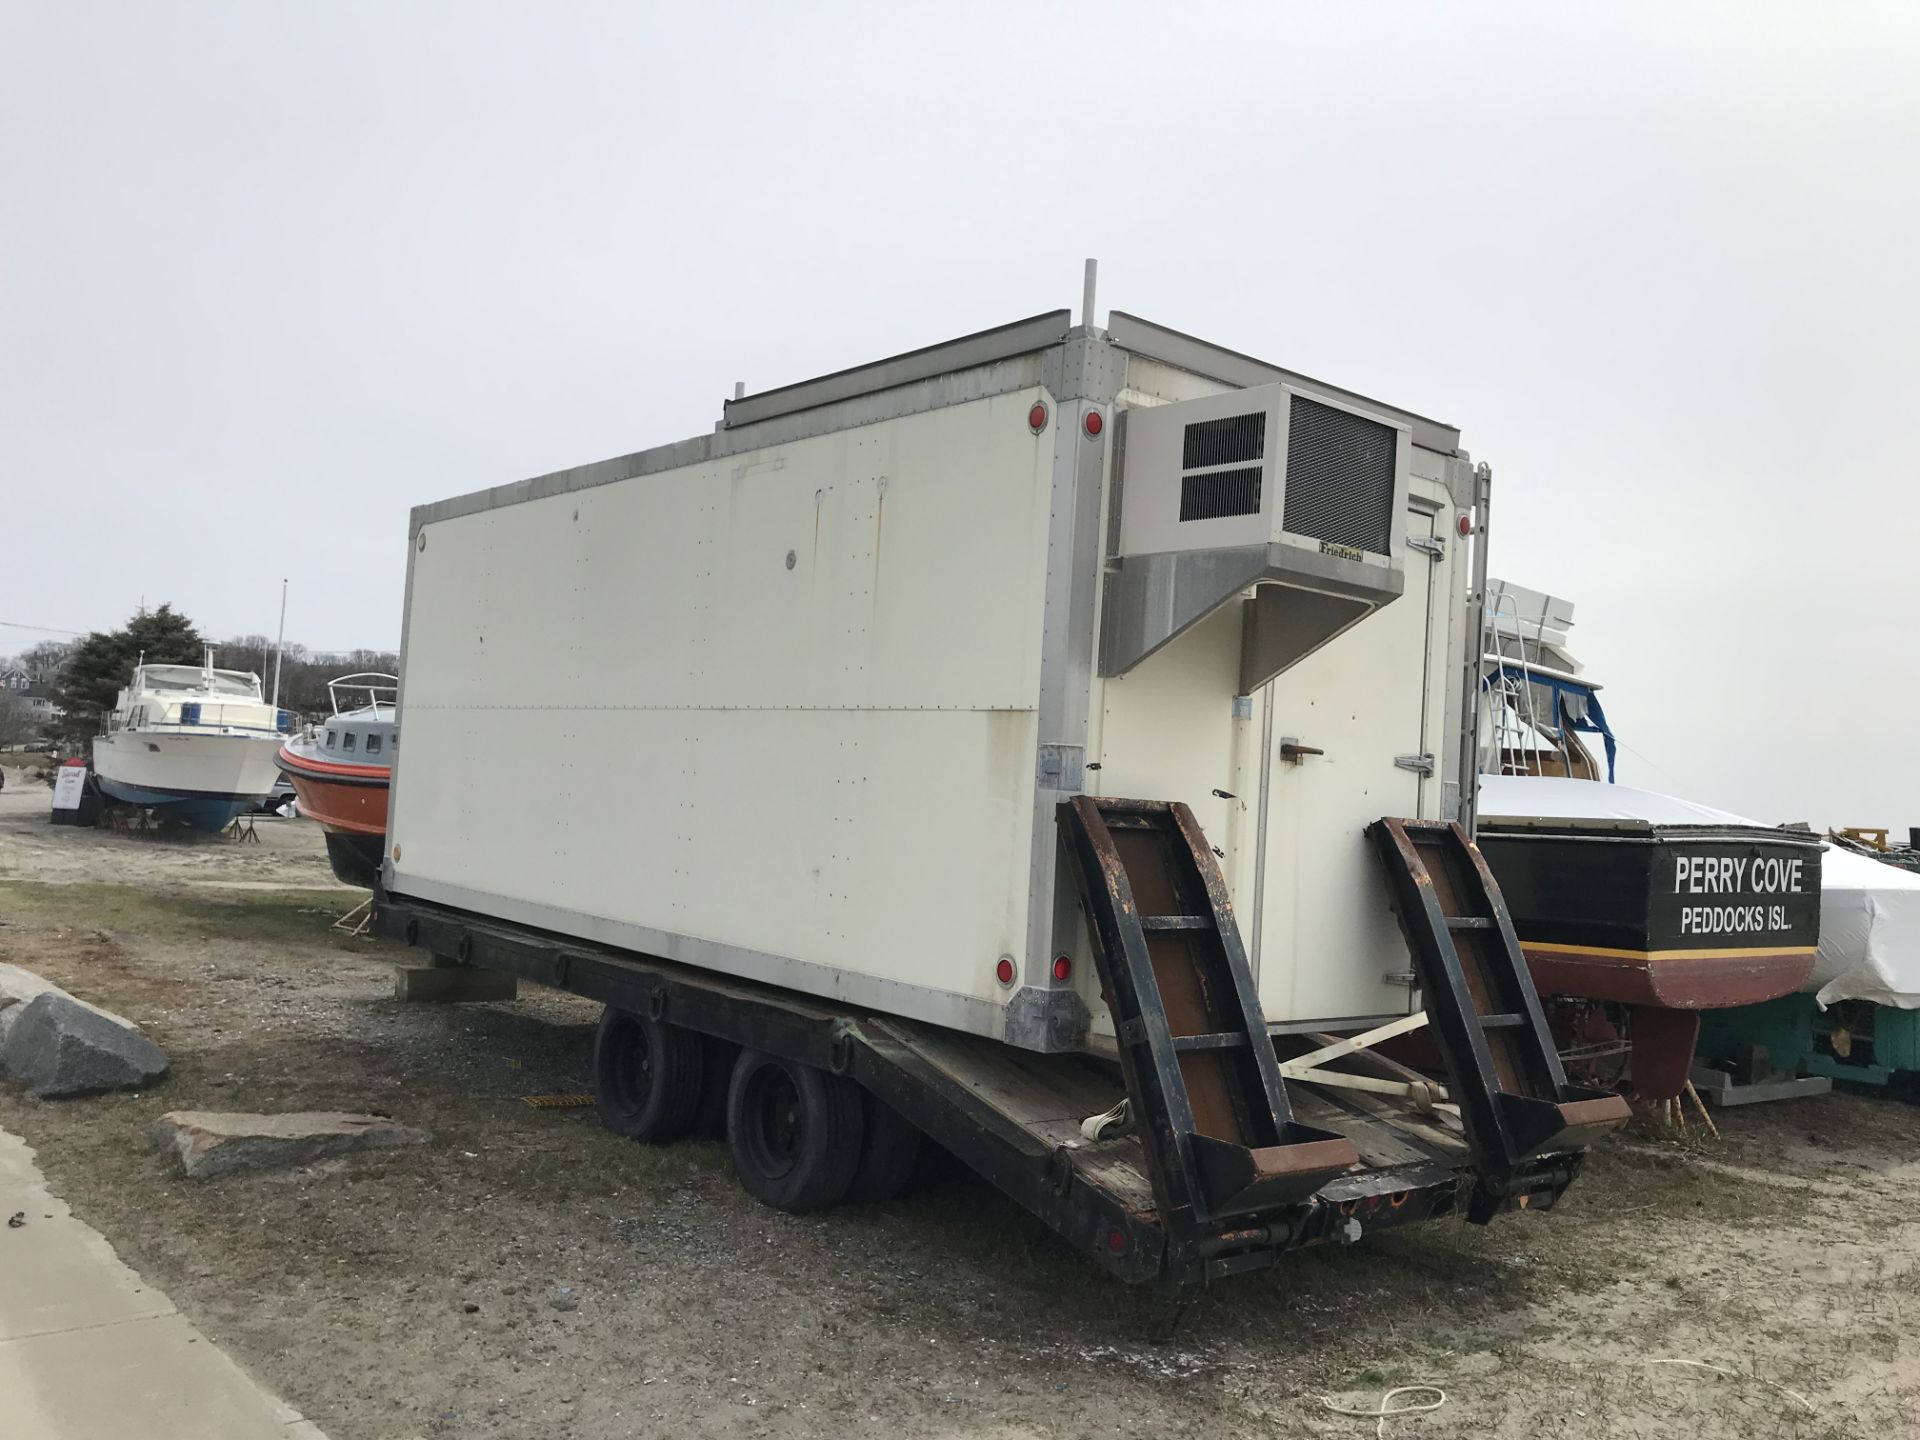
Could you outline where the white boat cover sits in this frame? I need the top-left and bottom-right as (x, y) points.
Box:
(1478, 774), (1920, 1009)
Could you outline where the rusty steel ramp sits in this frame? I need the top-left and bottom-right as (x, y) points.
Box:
(1058, 797), (1360, 1231)
(1369, 818), (1631, 1214)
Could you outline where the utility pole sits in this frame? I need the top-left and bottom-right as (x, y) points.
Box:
(271, 579), (287, 710)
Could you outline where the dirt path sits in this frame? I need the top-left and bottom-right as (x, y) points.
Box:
(0, 764), (338, 889)
(0, 781), (1912, 1437)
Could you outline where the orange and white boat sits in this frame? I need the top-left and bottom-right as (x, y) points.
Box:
(276, 674), (395, 887)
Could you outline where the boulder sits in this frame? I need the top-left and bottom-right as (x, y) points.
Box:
(150, 1111), (430, 1179)
(0, 964), (61, 1045)
(0, 991), (169, 1098)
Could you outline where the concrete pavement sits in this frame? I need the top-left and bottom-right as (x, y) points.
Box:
(0, 1124), (327, 1439)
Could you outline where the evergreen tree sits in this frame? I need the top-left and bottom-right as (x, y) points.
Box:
(48, 605), (204, 754)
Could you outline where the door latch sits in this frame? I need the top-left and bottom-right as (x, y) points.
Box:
(1408, 536), (1446, 559)
(1394, 753), (1436, 776)
(1280, 738), (1324, 764)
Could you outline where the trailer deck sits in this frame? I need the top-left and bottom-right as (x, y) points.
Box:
(375, 799), (1615, 1293)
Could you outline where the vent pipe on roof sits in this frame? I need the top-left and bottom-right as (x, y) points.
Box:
(1082, 258), (1099, 333)
(733, 381), (745, 400)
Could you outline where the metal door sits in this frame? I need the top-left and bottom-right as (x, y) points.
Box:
(1253, 506), (1450, 1026)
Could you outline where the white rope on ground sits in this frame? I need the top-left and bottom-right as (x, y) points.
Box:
(1640, 1358), (1815, 1414)
(1319, 1385), (1446, 1437)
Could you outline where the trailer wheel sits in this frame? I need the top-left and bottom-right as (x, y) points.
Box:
(726, 1050), (864, 1212)
(593, 1007), (704, 1144)
(847, 1092), (922, 1204)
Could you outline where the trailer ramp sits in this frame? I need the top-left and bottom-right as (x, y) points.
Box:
(1058, 797), (1360, 1232)
(1369, 818), (1630, 1211)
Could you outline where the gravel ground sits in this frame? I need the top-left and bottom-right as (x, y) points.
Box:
(2, 765), (1917, 1438)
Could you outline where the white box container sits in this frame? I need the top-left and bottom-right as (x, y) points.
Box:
(388, 308), (1481, 1051)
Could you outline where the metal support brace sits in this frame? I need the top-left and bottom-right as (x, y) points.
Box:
(1279, 1011), (1455, 1113)
(332, 896), (374, 937)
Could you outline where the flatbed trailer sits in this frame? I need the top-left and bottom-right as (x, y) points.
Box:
(375, 799), (1616, 1295)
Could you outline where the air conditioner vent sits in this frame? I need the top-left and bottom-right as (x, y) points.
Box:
(1281, 396), (1397, 555)
(1181, 412), (1266, 470)
(1180, 467), (1263, 522)
(1177, 412), (1266, 521)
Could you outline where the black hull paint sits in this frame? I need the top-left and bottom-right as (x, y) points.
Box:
(324, 831), (385, 889)
(1477, 822), (1822, 1010)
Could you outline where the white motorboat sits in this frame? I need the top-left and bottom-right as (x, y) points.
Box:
(92, 650), (289, 830)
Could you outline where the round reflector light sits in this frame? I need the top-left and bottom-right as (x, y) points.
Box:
(1027, 402), (1049, 433)
(1052, 954), (1072, 983)
(1083, 410), (1103, 438)
(995, 956), (1016, 986)
(1457, 514), (1472, 536)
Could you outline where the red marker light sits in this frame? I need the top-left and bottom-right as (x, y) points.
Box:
(1028, 402), (1049, 433)
(995, 956), (1016, 986)
(1457, 514), (1472, 537)
(1083, 410), (1103, 438)
(1052, 954), (1073, 983)
(1108, 1228), (1127, 1253)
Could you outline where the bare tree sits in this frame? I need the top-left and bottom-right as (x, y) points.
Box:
(215, 635), (397, 720)
(0, 692), (40, 749)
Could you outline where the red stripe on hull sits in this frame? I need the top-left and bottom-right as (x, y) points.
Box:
(1525, 947), (1816, 1010)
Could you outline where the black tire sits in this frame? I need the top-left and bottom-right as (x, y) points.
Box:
(593, 1006), (706, 1144)
(847, 1091), (922, 1204)
(725, 1049), (864, 1212)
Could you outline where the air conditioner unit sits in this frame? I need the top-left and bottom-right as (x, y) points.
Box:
(1103, 383), (1411, 692)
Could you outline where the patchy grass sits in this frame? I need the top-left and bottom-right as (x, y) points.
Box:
(0, 879), (362, 948)
(1, 750), (56, 776)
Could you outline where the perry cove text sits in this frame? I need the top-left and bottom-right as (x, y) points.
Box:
(1673, 854), (1805, 896)
(1673, 854), (1807, 938)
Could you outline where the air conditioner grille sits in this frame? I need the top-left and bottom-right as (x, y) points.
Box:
(1180, 467), (1263, 522)
(1281, 397), (1397, 554)
(1181, 412), (1266, 470)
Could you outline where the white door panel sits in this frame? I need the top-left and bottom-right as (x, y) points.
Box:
(1256, 507), (1446, 1024)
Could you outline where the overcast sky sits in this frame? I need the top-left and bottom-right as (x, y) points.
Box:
(3, 3), (1915, 826)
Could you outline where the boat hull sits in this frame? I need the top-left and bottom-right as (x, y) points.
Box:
(1478, 825), (1823, 1009)
(277, 741), (390, 886)
(93, 731), (284, 832)
(323, 832), (385, 888)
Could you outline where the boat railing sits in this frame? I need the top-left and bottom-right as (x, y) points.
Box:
(121, 717), (289, 738)
(327, 672), (399, 718)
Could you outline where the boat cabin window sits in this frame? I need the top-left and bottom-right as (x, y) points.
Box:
(325, 729), (336, 748)
(138, 665), (261, 699)
(342, 732), (356, 752)
(365, 734), (382, 755)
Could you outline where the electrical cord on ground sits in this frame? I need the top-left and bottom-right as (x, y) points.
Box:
(1640, 1358), (1815, 1413)
(1319, 1384), (1446, 1437)
(1320, 1360), (1814, 1434)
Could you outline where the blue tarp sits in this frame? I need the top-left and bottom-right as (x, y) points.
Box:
(1485, 663), (1617, 782)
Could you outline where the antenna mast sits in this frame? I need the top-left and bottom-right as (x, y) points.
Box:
(271, 579), (288, 709)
